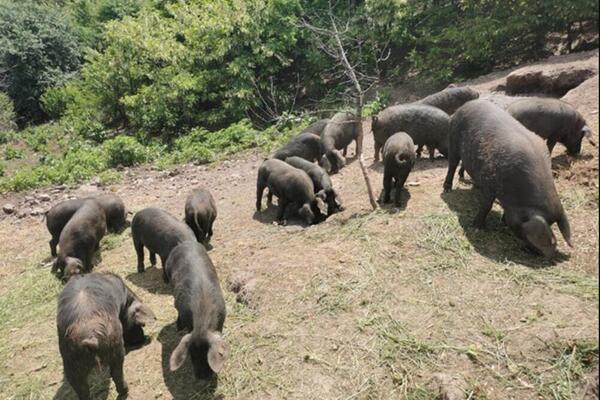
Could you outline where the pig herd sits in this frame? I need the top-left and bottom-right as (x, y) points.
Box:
(49, 188), (224, 399)
(45, 85), (594, 399)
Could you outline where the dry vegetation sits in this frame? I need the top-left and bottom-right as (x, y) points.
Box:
(0, 53), (598, 400)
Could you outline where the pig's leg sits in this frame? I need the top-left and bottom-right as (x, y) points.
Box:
(443, 148), (461, 193)
(427, 145), (435, 162)
(266, 190), (273, 205)
(342, 146), (347, 157)
(416, 145), (423, 158)
(395, 170), (409, 205)
(382, 169), (392, 203)
(133, 238), (145, 273)
(276, 199), (288, 222)
(149, 252), (157, 266)
(65, 365), (91, 400)
(472, 191), (495, 229)
(374, 142), (381, 162)
(256, 181), (266, 211)
(109, 348), (129, 397)
(162, 259), (169, 283)
(50, 237), (58, 257)
(458, 165), (466, 181)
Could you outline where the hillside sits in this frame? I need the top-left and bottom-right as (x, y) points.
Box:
(0, 51), (598, 400)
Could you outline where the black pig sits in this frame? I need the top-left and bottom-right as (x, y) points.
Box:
(57, 272), (155, 400)
(443, 100), (572, 257)
(52, 200), (107, 279)
(381, 132), (416, 205)
(131, 207), (196, 280)
(185, 188), (217, 244)
(166, 241), (228, 381)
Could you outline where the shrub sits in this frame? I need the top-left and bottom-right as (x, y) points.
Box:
(103, 135), (150, 167)
(0, 1), (81, 122)
(0, 92), (16, 135)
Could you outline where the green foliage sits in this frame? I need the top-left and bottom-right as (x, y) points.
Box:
(0, 92), (17, 136)
(102, 135), (151, 167)
(4, 145), (24, 161)
(0, 1), (81, 123)
(363, 91), (390, 117)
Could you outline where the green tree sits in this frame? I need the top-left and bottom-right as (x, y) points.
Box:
(0, 1), (81, 123)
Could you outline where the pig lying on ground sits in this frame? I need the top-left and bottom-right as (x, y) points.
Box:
(416, 86), (480, 115)
(443, 100), (572, 257)
(46, 194), (127, 257)
(320, 112), (360, 174)
(507, 97), (595, 155)
(57, 272), (155, 400)
(271, 132), (323, 162)
(284, 156), (342, 215)
(381, 132), (416, 205)
(166, 241), (228, 381)
(372, 104), (450, 162)
(256, 159), (327, 224)
(52, 200), (107, 279)
(131, 207), (196, 280)
(185, 188), (217, 244)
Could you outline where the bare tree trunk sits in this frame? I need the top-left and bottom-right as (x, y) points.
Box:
(329, 12), (378, 210)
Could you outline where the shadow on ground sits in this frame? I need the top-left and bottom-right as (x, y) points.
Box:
(53, 370), (111, 400)
(441, 187), (570, 268)
(127, 266), (172, 295)
(252, 202), (313, 228)
(377, 187), (412, 211)
(158, 323), (221, 400)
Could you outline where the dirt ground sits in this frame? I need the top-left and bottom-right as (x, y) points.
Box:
(0, 51), (598, 400)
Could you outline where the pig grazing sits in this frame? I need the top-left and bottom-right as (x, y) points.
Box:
(381, 132), (416, 205)
(320, 111), (360, 174)
(372, 104), (450, 162)
(46, 194), (127, 257)
(443, 100), (572, 257)
(57, 272), (155, 400)
(271, 132), (323, 162)
(284, 156), (342, 215)
(166, 241), (228, 381)
(256, 158), (327, 224)
(416, 86), (480, 115)
(131, 207), (196, 280)
(185, 188), (217, 244)
(507, 98), (595, 155)
(52, 200), (107, 279)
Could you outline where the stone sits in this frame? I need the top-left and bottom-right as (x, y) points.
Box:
(37, 193), (51, 202)
(30, 208), (45, 216)
(428, 373), (466, 400)
(3, 203), (15, 214)
(506, 64), (597, 96)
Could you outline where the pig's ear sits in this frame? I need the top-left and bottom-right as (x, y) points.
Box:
(170, 333), (193, 371)
(128, 301), (156, 326)
(207, 332), (228, 373)
(315, 197), (327, 216)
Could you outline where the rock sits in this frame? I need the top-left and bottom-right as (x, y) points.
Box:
(30, 208), (45, 216)
(506, 64), (597, 96)
(3, 203), (15, 214)
(18, 209), (31, 218)
(37, 193), (51, 202)
(227, 272), (258, 307)
(428, 373), (466, 400)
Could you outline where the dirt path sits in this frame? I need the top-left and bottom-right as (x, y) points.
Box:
(0, 52), (598, 400)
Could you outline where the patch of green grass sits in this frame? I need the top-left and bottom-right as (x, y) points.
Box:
(4, 144), (24, 160)
(101, 228), (131, 251)
(542, 339), (599, 399)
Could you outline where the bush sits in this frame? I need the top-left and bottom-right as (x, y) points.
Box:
(103, 135), (151, 167)
(0, 92), (16, 135)
(0, 1), (81, 123)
